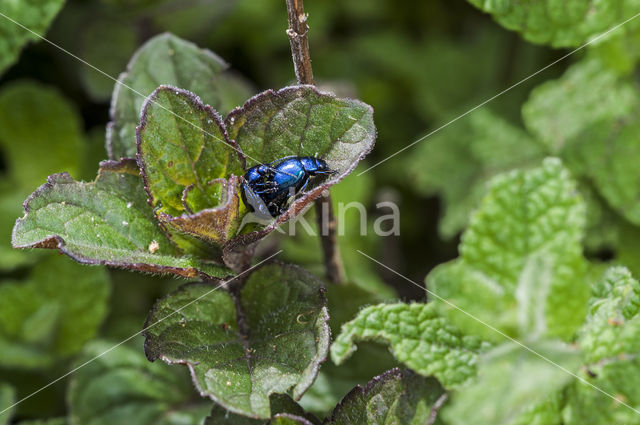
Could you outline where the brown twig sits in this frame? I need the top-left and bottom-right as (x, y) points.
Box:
(427, 392), (449, 425)
(285, 0), (346, 284)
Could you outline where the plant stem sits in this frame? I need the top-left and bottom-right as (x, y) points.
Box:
(285, 0), (346, 284)
(427, 393), (449, 425)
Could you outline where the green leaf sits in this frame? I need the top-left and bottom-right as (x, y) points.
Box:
(136, 86), (244, 246)
(68, 341), (210, 425)
(443, 341), (581, 425)
(16, 419), (66, 425)
(523, 58), (636, 155)
(0, 254), (109, 368)
(205, 394), (319, 425)
(578, 267), (640, 363)
(225, 85), (376, 244)
(0, 383), (15, 425)
(107, 32), (251, 159)
(467, 0), (640, 47)
(0, 0), (65, 73)
(0, 81), (85, 191)
(325, 368), (445, 425)
(427, 158), (590, 341)
(331, 302), (486, 388)
(143, 263), (330, 419)
(12, 159), (231, 279)
(407, 108), (544, 238)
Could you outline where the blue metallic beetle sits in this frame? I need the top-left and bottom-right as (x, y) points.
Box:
(241, 156), (334, 218)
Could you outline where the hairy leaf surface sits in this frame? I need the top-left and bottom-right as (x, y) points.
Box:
(144, 264), (330, 419)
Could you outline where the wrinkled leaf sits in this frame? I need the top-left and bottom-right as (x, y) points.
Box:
(68, 341), (209, 425)
(205, 394), (319, 425)
(467, 0), (640, 48)
(0, 0), (65, 73)
(443, 341), (581, 425)
(108, 33), (251, 159)
(12, 160), (231, 279)
(427, 158), (590, 341)
(0, 255), (109, 368)
(225, 85), (375, 246)
(144, 263), (330, 419)
(325, 368), (445, 425)
(331, 302), (485, 388)
(408, 108), (544, 238)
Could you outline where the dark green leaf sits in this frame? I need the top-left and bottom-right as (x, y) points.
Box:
(331, 302), (486, 388)
(12, 159), (231, 279)
(0, 0), (65, 73)
(0, 255), (109, 368)
(144, 263), (330, 419)
(325, 368), (445, 425)
(68, 341), (209, 425)
(427, 159), (590, 341)
(0, 383), (14, 425)
(107, 33), (251, 159)
(205, 394), (319, 425)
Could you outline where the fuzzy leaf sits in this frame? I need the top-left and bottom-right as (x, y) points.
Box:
(12, 160), (231, 279)
(224, 85), (375, 246)
(325, 368), (445, 425)
(108, 33), (251, 159)
(408, 108), (544, 238)
(205, 394), (319, 425)
(0, 383), (14, 425)
(467, 0), (640, 47)
(68, 341), (209, 425)
(0, 0), (65, 73)
(331, 303), (486, 388)
(523, 58), (636, 155)
(0, 255), (109, 368)
(427, 158), (590, 341)
(443, 341), (581, 425)
(136, 86), (244, 246)
(143, 263), (330, 419)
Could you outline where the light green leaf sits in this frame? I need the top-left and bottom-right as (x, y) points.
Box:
(444, 341), (581, 425)
(523, 58), (636, 155)
(331, 302), (486, 388)
(408, 108), (544, 238)
(0, 383), (15, 425)
(12, 160), (231, 279)
(68, 341), (209, 425)
(427, 158), (590, 341)
(467, 0), (640, 47)
(143, 263), (330, 419)
(0, 0), (65, 73)
(325, 368), (445, 425)
(137, 86), (244, 247)
(0, 254), (109, 368)
(107, 33), (251, 159)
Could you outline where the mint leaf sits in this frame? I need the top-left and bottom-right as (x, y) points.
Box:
(68, 341), (209, 425)
(12, 160), (231, 279)
(225, 86), (375, 244)
(108, 33), (251, 159)
(331, 302), (486, 388)
(408, 108), (543, 238)
(325, 368), (445, 425)
(0, 255), (109, 368)
(0, 383), (14, 425)
(205, 394), (319, 425)
(143, 264), (330, 419)
(0, 0), (65, 73)
(523, 58), (636, 155)
(427, 158), (590, 341)
(137, 86), (244, 246)
(443, 341), (581, 425)
(467, 0), (640, 47)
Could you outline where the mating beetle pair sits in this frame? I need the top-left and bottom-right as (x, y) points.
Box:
(241, 156), (334, 218)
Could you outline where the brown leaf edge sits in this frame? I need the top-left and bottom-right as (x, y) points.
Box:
(142, 262), (331, 419)
(222, 85), (377, 260)
(11, 160), (231, 280)
(106, 32), (230, 160)
(324, 368), (445, 424)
